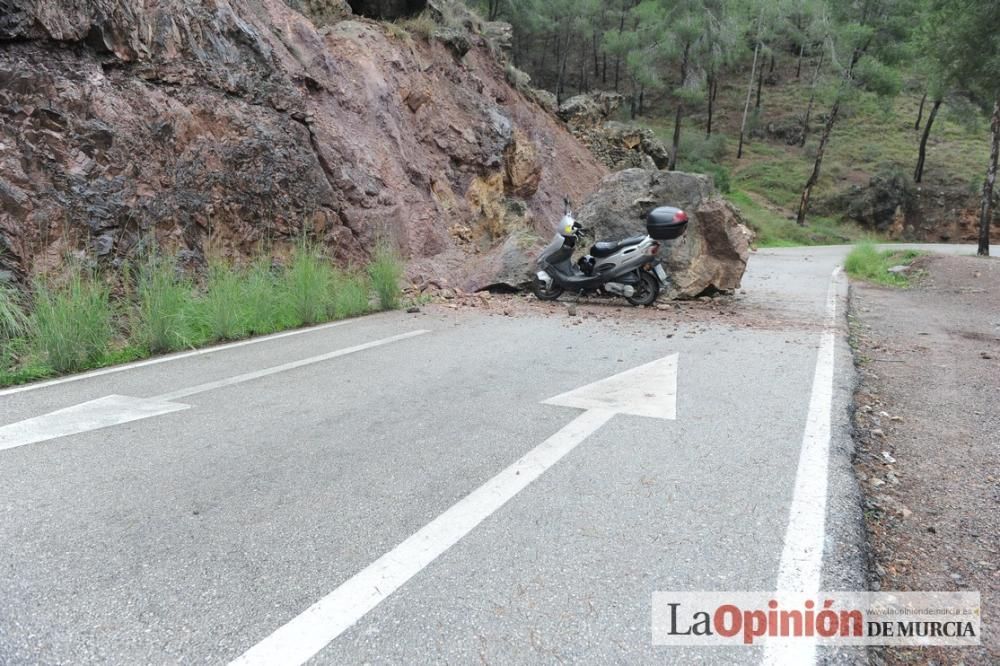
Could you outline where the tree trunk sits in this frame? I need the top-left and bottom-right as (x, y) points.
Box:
(555, 29), (569, 105)
(798, 42), (867, 225)
(738, 41), (761, 159)
(914, 98), (942, 183)
(797, 98), (841, 225)
(614, 6), (626, 92)
(593, 32), (600, 78)
(639, 85), (645, 116)
(796, 43), (804, 79)
(670, 105), (683, 170)
(556, 47), (569, 105)
(706, 72), (714, 137)
(978, 96), (1000, 256)
(669, 43), (691, 171)
(755, 60), (764, 109)
(914, 92), (927, 131)
(799, 48), (825, 148)
(769, 53), (775, 74)
(537, 34), (550, 82)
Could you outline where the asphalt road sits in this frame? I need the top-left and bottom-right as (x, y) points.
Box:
(0, 244), (987, 664)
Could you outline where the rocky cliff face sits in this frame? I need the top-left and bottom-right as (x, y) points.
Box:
(0, 0), (606, 289)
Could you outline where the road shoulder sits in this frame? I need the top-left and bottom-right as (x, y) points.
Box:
(849, 254), (1000, 665)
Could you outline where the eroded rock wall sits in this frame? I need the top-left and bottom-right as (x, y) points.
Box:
(0, 0), (606, 289)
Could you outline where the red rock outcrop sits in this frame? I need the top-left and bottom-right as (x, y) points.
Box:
(0, 0), (606, 289)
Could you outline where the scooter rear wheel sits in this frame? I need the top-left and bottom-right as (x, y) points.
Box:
(626, 272), (659, 306)
(532, 281), (565, 301)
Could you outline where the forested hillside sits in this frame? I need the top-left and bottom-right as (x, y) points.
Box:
(471, 0), (1000, 251)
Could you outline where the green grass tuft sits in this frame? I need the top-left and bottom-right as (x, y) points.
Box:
(282, 242), (334, 327)
(31, 268), (114, 373)
(132, 254), (199, 353)
(368, 244), (404, 311)
(844, 242), (923, 286)
(0, 356), (53, 387)
(242, 258), (288, 335)
(332, 270), (371, 319)
(199, 261), (249, 342)
(0, 284), (29, 343)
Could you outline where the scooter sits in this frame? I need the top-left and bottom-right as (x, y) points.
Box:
(532, 200), (688, 306)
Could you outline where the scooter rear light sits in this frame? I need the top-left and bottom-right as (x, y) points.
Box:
(674, 210), (688, 223)
(649, 242), (661, 255)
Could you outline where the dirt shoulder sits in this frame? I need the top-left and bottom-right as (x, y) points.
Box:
(849, 254), (1000, 665)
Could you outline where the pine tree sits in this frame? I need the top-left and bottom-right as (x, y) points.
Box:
(796, 0), (908, 225)
(926, 0), (1000, 255)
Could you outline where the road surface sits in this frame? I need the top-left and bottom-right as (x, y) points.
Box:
(0, 245), (985, 664)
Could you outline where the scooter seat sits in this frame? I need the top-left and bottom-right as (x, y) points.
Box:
(590, 235), (646, 258)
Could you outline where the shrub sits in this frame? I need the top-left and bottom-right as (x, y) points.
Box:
(691, 161), (732, 193)
(367, 243), (403, 311)
(281, 242), (334, 326)
(31, 269), (114, 373)
(680, 133), (729, 163)
(132, 253), (198, 353)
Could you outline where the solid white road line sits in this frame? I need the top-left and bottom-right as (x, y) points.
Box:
(0, 395), (189, 452)
(0, 331), (430, 452)
(230, 353), (680, 666)
(154, 330), (430, 401)
(229, 408), (617, 666)
(0, 319), (359, 398)
(762, 267), (842, 666)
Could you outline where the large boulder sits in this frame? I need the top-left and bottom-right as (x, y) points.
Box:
(577, 169), (753, 299)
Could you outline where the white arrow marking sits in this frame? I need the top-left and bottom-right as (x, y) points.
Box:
(0, 395), (189, 452)
(0, 330), (429, 452)
(230, 354), (678, 666)
(543, 353), (677, 419)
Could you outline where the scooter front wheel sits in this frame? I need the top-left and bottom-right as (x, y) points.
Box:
(532, 281), (565, 301)
(626, 272), (659, 306)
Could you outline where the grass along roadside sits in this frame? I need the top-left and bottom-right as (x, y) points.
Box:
(726, 190), (871, 247)
(844, 242), (924, 287)
(0, 243), (406, 389)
